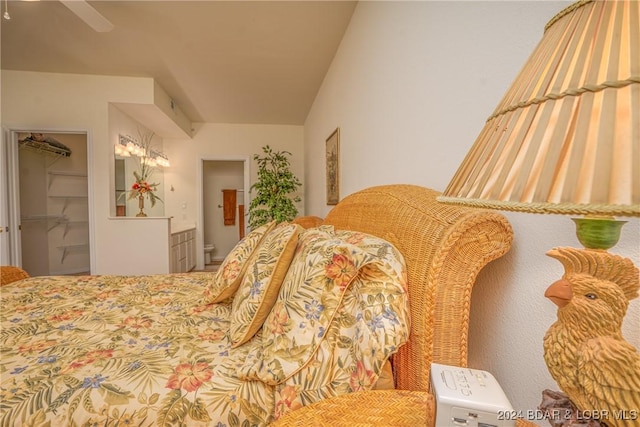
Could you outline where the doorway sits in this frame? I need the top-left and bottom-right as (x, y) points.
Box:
(6, 130), (92, 276)
(200, 158), (249, 270)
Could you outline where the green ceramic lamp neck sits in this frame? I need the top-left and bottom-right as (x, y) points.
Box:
(571, 217), (627, 250)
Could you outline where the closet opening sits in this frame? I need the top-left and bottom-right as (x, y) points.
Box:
(12, 131), (91, 276)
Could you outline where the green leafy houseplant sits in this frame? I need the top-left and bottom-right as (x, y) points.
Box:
(249, 145), (302, 229)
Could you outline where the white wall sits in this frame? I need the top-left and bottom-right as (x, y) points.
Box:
(161, 123), (304, 268)
(1, 72), (304, 273)
(1, 70), (173, 274)
(304, 0), (640, 418)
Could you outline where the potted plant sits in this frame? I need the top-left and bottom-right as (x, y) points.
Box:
(248, 145), (302, 229)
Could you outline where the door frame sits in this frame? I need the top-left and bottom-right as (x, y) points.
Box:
(4, 127), (96, 273)
(197, 156), (250, 271)
(0, 128), (12, 264)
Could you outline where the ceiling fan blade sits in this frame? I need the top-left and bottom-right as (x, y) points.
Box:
(59, 0), (114, 33)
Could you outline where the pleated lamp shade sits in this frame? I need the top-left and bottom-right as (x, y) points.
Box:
(439, 0), (639, 217)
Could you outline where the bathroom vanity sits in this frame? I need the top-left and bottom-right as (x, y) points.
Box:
(103, 217), (197, 275)
(170, 224), (196, 273)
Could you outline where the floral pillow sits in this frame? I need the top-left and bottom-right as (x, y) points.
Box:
(328, 230), (410, 382)
(264, 230), (410, 419)
(229, 223), (302, 348)
(331, 229), (408, 294)
(203, 220), (276, 304)
(270, 268), (410, 420)
(240, 227), (384, 384)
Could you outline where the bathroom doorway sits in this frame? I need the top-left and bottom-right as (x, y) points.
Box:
(200, 158), (249, 270)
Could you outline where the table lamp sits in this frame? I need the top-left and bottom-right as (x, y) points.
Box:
(438, 0), (639, 422)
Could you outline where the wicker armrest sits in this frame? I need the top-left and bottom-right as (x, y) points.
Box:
(269, 390), (540, 427)
(291, 215), (324, 229)
(517, 420), (541, 427)
(270, 390), (435, 427)
(1, 266), (30, 286)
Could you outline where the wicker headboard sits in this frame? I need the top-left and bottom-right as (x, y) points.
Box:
(321, 184), (513, 392)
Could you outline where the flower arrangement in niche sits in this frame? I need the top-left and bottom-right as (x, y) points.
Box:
(124, 132), (163, 217)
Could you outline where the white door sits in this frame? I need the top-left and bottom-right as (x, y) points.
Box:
(2, 130), (24, 267)
(0, 129), (12, 265)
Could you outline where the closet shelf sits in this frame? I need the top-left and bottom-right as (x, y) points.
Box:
(57, 244), (89, 264)
(47, 197), (89, 215)
(21, 215), (72, 232)
(48, 171), (88, 190)
(21, 214), (67, 222)
(19, 139), (71, 158)
(48, 171), (87, 177)
(59, 221), (89, 237)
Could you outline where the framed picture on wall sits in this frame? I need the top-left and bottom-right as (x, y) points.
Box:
(325, 127), (340, 205)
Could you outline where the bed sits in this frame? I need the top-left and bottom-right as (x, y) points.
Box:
(1, 184), (515, 426)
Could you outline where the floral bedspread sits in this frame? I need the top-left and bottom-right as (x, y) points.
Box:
(0, 232), (411, 427)
(0, 273), (274, 427)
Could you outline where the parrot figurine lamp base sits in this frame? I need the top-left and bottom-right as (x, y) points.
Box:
(542, 218), (640, 427)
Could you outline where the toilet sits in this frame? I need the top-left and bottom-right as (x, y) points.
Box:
(204, 244), (215, 265)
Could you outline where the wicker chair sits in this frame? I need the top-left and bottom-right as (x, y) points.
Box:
(273, 185), (535, 426)
(0, 266), (29, 287)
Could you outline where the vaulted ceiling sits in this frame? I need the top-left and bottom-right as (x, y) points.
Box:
(1, 1), (357, 125)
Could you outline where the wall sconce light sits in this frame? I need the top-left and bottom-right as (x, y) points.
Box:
(150, 150), (171, 167)
(3, 0), (10, 20)
(114, 139), (130, 157)
(115, 134), (170, 167)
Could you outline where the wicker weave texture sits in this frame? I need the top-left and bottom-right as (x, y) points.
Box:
(270, 389), (539, 427)
(322, 184), (513, 392)
(1, 266), (30, 287)
(291, 215), (324, 229)
(271, 390), (435, 427)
